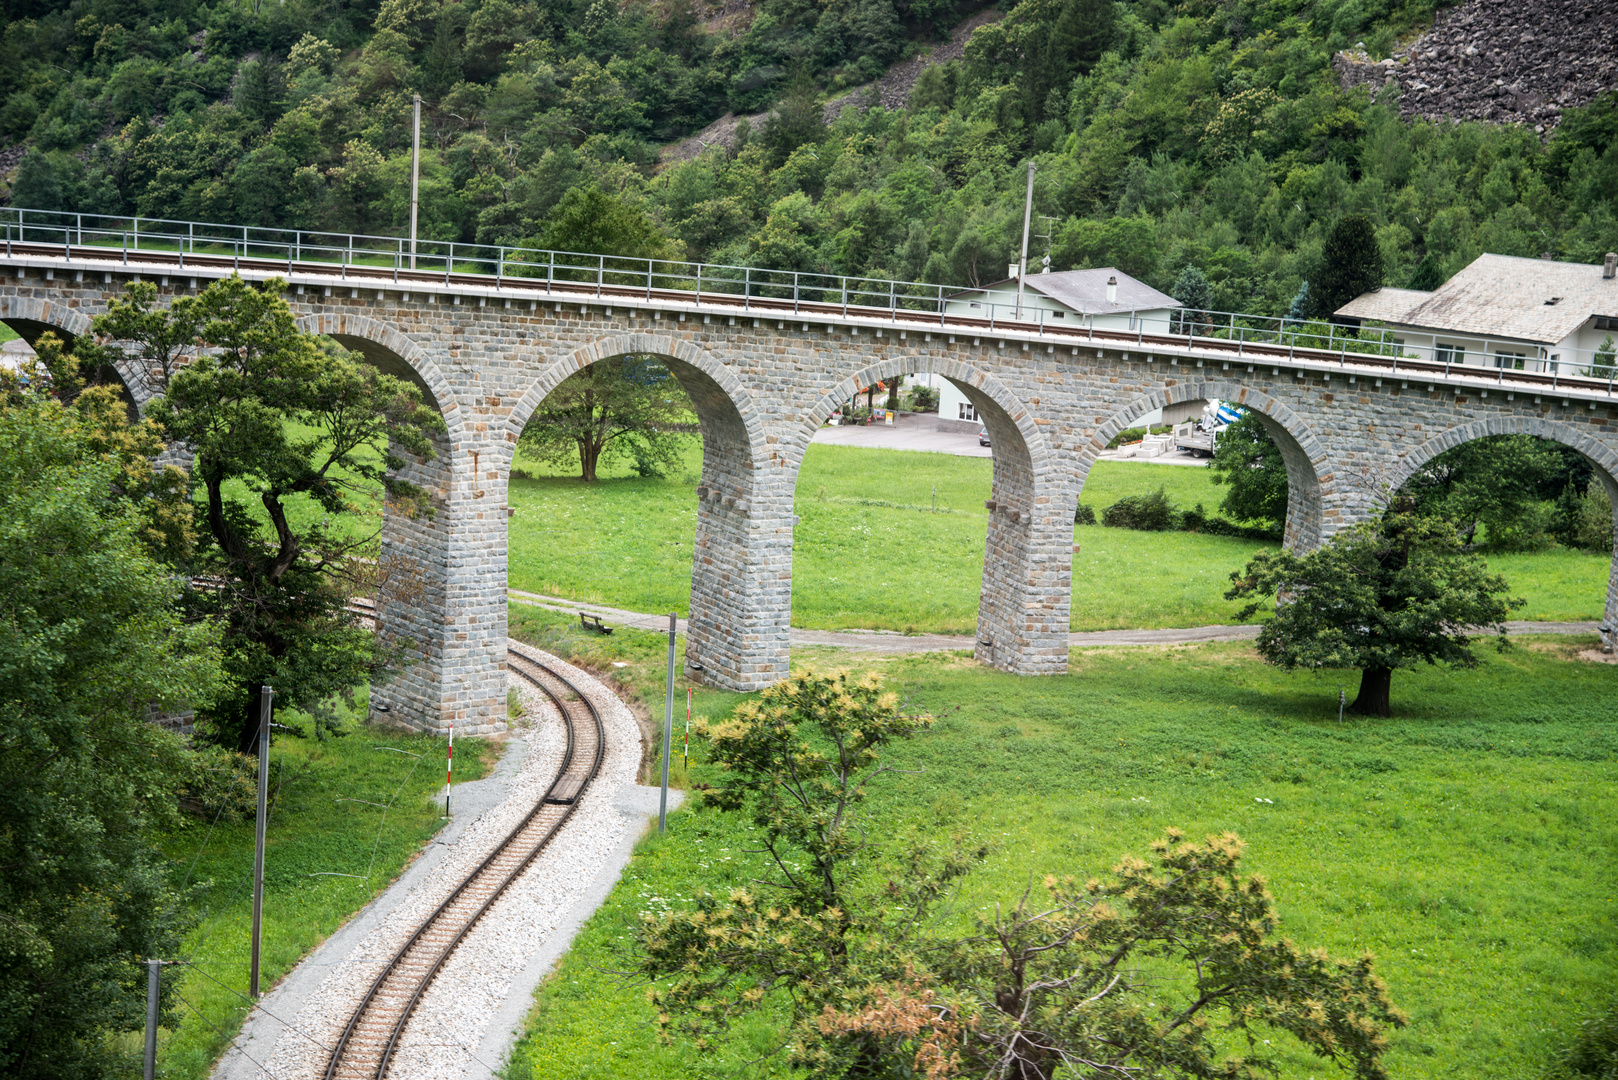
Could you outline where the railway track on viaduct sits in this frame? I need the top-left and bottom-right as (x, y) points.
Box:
(323, 647), (604, 1080)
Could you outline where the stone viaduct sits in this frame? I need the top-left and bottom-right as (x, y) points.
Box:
(2, 245), (1614, 734)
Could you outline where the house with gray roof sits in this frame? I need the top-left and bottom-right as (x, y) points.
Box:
(934, 268), (1181, 428)
(1335, 252), (1618, 375)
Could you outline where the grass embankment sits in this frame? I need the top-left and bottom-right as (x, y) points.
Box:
(509, 441), (1612, 633)
(154, 695), (497, 1080)
(502, 631), (1618, 1080)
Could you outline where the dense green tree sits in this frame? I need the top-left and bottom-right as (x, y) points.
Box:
(1400, 434), (1569, 549)
(1314, 213), (1384, 320)
(112, 276), (445, 752)
(1208, 411), (1288, 533)
(0, 389), (222, 1080)
(517, 355), (694, 481)
(1227, 512), (1523, 716)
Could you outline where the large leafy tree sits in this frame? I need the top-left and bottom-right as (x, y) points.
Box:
(1208, 410), (1288, 534)
(1226, 512), (1523, 716)
(1314, 214), (1384, 321)
(518, 356), (694, 481)
(109, 276), (445, 752)
(1400, 434), (1570, 549)
(0, 387), (222, 1080)
(638, 670), (1405, 1080)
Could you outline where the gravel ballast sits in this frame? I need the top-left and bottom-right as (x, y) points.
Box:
(214, 643), (661, 1080)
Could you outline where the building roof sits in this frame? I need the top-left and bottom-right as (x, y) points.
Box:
(953, 268), (1181, 316)
(1335, 253), (1618, 344)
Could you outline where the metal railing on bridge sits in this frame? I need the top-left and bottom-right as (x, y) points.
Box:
(2, 205), (1614, 399)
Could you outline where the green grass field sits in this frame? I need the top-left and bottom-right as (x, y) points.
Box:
(509, 440), (1612, 633)
(503, 623), (1618, 1080)
(152, 695), (496, 1080)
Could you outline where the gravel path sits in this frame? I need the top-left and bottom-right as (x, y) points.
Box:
(507, 590), (1603, 652)
(217, 644), (647, 1080)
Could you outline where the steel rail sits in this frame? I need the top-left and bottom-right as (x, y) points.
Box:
(323, 647), (605, 1080)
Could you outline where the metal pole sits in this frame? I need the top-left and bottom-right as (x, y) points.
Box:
(249, 685), (273, 999)
(409, 95), (421, 270)
(659, 614), (676, 833)
(445, 722), (453, 818)
(144, 959), (161, 1080)
(1016, 161), (1035, 321)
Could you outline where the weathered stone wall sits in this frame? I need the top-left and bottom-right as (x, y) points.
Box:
(5, 265), (1617, 734)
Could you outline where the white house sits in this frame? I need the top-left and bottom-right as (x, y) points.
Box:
(1335, 252), (1618, 376)
(936, 268), (1181, 429)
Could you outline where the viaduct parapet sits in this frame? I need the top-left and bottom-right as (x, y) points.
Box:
(3, 246), (1614, 734)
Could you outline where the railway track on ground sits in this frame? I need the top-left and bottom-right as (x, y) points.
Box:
(323, 646), (604, 1080)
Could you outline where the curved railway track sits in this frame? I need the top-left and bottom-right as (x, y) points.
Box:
(323, 647), (604, 1080)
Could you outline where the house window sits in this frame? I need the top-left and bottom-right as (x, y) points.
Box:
(1493, 351), (1526, 370)
(1435, 343), (1466, 365)
(1595, 316), (1618, 331)
(958, 402), (978, 422)
(1051, 310), (1064, 318)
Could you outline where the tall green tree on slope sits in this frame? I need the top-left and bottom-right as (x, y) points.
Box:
(127, 276), (445, 752)
(0, 388), (222, 1080)
(1227, 512), (1522, 716)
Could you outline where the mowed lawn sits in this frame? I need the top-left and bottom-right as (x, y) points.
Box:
(507, 441), (1611, 632)
(505, 632), (1618, 1080)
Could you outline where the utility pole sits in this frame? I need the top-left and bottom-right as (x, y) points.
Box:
(249, 685), (274, 999)
(659, 614), (676, 833)
(144, 959), (162, 1080)
(409, 94), (421, 270)
(1015, 161), (1036, 320)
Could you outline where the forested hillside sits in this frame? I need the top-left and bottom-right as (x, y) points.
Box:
(3, 0), (1617, 314)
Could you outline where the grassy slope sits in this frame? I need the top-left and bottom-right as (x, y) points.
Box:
(509, 441), (1612, 632)
(504, 631), (1618, 1080)
(154, 697), (496, 1080)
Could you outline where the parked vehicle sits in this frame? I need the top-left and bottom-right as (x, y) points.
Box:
(1172, 400), (1243, 457)
(979, 428), (991, 446)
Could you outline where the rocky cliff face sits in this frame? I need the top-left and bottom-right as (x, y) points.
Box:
(1335, 0), (1617, 132)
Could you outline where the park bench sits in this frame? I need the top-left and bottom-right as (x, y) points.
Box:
(579, 612), (612, 635)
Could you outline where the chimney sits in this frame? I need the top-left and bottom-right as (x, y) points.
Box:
(1605, 252), (1617, 279)
(1008, 263), (1019, 279)
(1106, 275), (1118, 304)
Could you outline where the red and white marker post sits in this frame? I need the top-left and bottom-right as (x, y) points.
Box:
(445, 723), (454, 818)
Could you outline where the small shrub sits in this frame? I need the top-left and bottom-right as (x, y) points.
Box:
(179, 745), (259, 820)
(907, 385), (940, 412)
(1570, 483), (1614, 552)
(1549, 998), (1618, 1079)
(1074, 503), (1096, 525)
(1105, 424), (1172, 449)
(508, 686), (526, 721)
(1102, 487), (1180, 531)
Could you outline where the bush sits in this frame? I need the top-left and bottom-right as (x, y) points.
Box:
(1074, 503), (1096, 525)
(1568, 482), (1614, 552)
(1181, 502), (1283, 542)
(1548, 998), (1618, 1079)
(906, 385), (940, 412)
(1105, 424), (1171, 449)
(1102, 488), (1180, 531)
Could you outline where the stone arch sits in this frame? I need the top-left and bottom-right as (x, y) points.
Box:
(506, 332), (782, 691)
(1383, 415), (1618, 498)
(503, 332), (767, 465)
(0, 293), (93, 344)
(788, 354), (1055, 476)
(1079, 380), (1333, 551)
(295, 313), (464, 443)
(786, 353), (1069, 676)
(0, 293), (149, 410)
(1384, 415), (1618, 652)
